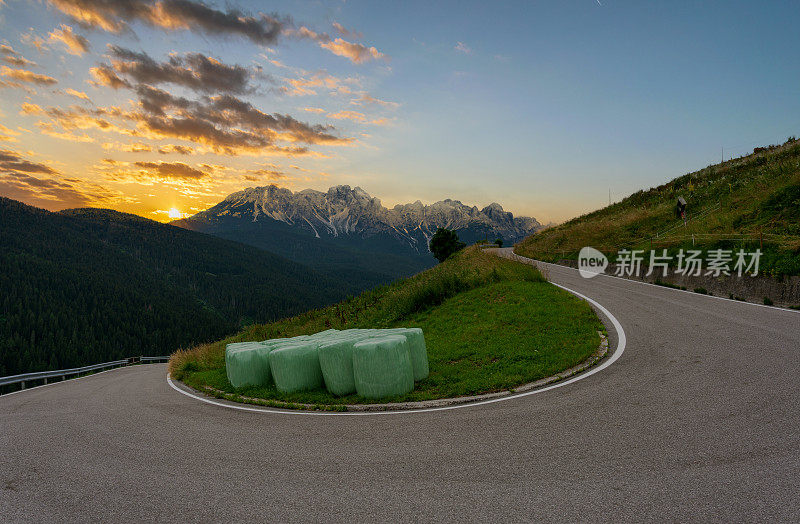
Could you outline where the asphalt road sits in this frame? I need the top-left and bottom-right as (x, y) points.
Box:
(2, 249), (799, 522)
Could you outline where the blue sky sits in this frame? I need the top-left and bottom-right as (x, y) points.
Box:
(0, 0), (797, 222)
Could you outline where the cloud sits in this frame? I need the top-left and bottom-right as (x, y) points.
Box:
(20, 32), (49, 53)
(134, 85), (351, 151)
(157, 144), (194, 155)
(48, 24), (90, 55)
(289, 26), (386, 64)
(116, 142), (153, 152)
(37, 122), (95, 142)
(332, 22), (362, 40)
(24, 84), (352, 157)
(301, 107), (326, 113)
(90, 64), (131, 89)
(0, 44), (36, 67)
(283, 70), (358, 97)
(21, 103), (134, 136)
(64, 88), (91, 100)
(0, 66), (57, 85)
(369, 117), (392, 126)
(132, 161), (207, 179)
(350, 93), (399, 109)
(327, 110), (366, 122)
(247, 168), (286, 180)
(320, 38), (385, 64)
(0, 149), (58, 174)
(324, 109), (392, 126)
(46, 0), (286, 44)
(262, 56), (288, 69)
(105, 46), (254, 94)
(0, 123), (20, 142)
(455, 41), (472, 54)
(0, 170), (118, 210)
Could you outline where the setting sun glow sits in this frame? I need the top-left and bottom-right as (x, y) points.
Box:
(168, 208), (181, 219)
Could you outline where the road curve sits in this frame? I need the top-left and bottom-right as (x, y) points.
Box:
(2, 250), (799, 522)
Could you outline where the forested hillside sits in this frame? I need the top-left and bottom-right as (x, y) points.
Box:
(0, 198), (350, 377)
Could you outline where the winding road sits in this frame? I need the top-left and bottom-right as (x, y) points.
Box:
(2, 249), (799, 522)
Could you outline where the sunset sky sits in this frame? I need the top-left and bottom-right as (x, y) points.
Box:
(0, 0), (798, 223)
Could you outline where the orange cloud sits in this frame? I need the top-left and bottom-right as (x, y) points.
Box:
(289, 26), (386, 64)
(90, 65), (131, 89)
(320, 38), (386, 64)
(327, 110), (366, 122)
(0, 123), (21, 142)
(133, 161), (208, 179)
(0, 44), (36, 67)
(37, 122), (95, 142)
(1, 66), (57, 85)
(157, 144), (195, 155)
(46, 0), (286, 44)
(351, 93), (400, 109)
(284, 71), (359, 97)
(64, 88), (91, 101)
(48, 24), (90, 56)
(332, 22), (363, 40)
(0, 170), (118, 210)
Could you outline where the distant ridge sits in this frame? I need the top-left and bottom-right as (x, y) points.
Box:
(173, 185), (542, 290)
(180, 184), (541, 252)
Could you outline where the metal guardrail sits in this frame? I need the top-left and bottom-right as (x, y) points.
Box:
(0, 356), (170, 391)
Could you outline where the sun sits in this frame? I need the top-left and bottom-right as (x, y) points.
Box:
(168, 208), (182, 219)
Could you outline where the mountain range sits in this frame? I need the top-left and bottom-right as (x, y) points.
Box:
(174, 185), (541, 288)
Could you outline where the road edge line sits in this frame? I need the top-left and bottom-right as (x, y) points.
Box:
(506, 249), (800, 314)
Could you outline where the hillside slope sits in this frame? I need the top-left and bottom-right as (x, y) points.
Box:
(0, 198), (350, 377)
(170, 246), (603, 407)
(517, 138), (800, 276)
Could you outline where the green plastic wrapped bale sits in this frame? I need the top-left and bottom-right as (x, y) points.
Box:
(398, 328), (429, 381)
(225, 342), (273, 388)
(310, 329), (340, 340)
(269, 342), (324, 393)
(364, 328), (429, 381)
(318, 338), (359, 396)
(352, 335), (414, 399)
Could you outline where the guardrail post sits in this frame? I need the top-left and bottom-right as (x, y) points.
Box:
(43, 377), (48, 385)
(20, 381), (25, 390)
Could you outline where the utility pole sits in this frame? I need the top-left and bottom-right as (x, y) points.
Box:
(608, 188), (611, 206)
(721, 146), (724, 164)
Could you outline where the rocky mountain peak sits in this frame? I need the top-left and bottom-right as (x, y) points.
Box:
(186, 185), (541, 252)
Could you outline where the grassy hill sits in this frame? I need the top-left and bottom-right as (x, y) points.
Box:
(170, 246), (603, 408)
(0, 198), (351, 378)
(516, 138), (800, 277)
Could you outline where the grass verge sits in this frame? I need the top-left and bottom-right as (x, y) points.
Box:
(516, 139), (800, 277)
(169, 246), (603, 406)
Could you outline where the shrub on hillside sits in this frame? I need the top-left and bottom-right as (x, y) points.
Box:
(429, 227), (466, 263)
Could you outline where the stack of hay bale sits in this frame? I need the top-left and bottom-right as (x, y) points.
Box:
(225, 328), (429, 399)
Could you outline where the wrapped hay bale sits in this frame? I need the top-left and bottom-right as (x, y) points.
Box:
(365, 328), (429, 381)
(352, 335), (414, 399)
(397, 328), (429, 381)
(317, 337), (361, 396)
(310, 329), (340, 340)
(225, 342), (273, 388)
(269, 342), (324, 393)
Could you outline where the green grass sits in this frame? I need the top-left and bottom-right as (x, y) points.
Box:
(169, 246), (603, 406)
(516, 138), (800, 277)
